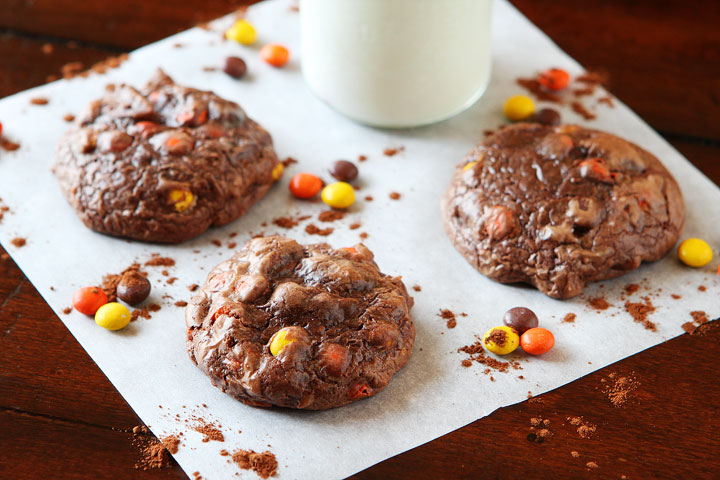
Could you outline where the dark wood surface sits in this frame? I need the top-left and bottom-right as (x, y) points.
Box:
(1, 1), (718, 479)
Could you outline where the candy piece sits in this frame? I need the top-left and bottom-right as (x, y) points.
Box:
(132, 121), (162, 138)
(578, 158), (613, 183)
(223, 56), (247, 79)
(321, 182), (355, 209)
(482, 326), (520, 355)
(520, 327), (555, 355)
(319, 343), (350, 377)
(72, 286), (108, 316)
(348, 383), (372, 400)
(503, 307), (539, 334)
(95, 302), (131, 330)
(269, 327), (295, 356)
(116, 271), (151, 305)
(538, 68), (570, 91)
(260, 43), (290, 67)
(329, 160), (358, 182)
(271, 163), (284, 181)
(289, 173), (322, 199)
(169, 189), (195, 212)
(341, 247), (358, 255)
(531, 108), (561, 126)
(225, 19), (257, 45)
(0, 121), (3, 137)
(462, 161), (479, 172)
(677, 238), (713, 267)
(503, 95), (535, 121)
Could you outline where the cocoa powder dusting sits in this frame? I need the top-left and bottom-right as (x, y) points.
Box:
(161, 435), (180, 454)
(232, 449), (278, 478)
(571, 101), (597, 120)
(193, 419), (224, 443)
(102, 263), (142, 302)
(516, 78), (562, 103)
(272, 214), (311, 229)
(624, 284), (640, 295)
(602, 372), (639, 408)
(624, 297), (657, 331)
(132, 426), (172, 470)
(485, 328), (507, 347)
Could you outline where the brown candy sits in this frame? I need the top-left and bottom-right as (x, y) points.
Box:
(503, 307), (539, 334)
(223, 56), (247, 79)
(116, 270), (151, 305)
(531, 108), (561, 126)
(329, 160), (358, 182)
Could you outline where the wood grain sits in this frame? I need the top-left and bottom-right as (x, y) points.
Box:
(1, 0), (719, 479)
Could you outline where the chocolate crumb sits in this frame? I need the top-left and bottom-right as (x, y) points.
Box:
(671, 294), (681, 299)
(571, 101), (597, 120)
(359, 232), (369, 239)
(458, 338), (522, 373)
(587, 296), (611, 311)
(211, 239), (222, 247)
(516, 77), (562, 103)
(145, 257), (175, 267)
(188, 284), (199, 292)
(412, 285), (422, 292)
(63, 113), (76, 122)
(485, 328), (507, 347)
(563, 313), (576, 323)
(148, 304), (161, 312)
(30, 97), (49, 105)
(272, 214), (311, 229)
(624, 284), (640, 295)
(383, 146), (404, 157)
(0, 138), (21, 152)
(231, 449), (278, 478)
(698, 285), (706, 292)
(597, 96), (615, 107)
(624, 297), (657, 331)
(349, 223), (361, 230)
(193, 419), (224, 443)
(10, 237), (26, 248)
(602, 372), (639, 407)
(318, 210), (346, 222)
(358, 155), (367, 162)
(530, 418), (541, 427)
(132, 426), (172, 470)
(438, 309), (457, 329)
(161, 435), (180, 454)
(586, 461), (599, 469)
(62, 307), (72, 314)
(571, 451), (580, 458)
(281, 157), (298, 168)
(305, 224), (334, 236)
(389, 192), (401, 200)
(175, 301), (188, 307)
(228, 242), (237, 249)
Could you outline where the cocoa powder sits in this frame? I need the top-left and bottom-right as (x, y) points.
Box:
(624, 297), (657, 331)
(232, 449), (278, 478)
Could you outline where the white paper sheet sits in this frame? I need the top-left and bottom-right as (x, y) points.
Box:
(1, 1), (718, 478)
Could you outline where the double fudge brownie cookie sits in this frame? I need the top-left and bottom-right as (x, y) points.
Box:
(52, 69), (279, 243)
(186, 235), (415, 410)
(442, 123), (685, 299)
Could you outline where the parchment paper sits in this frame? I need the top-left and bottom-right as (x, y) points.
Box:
(0, 1), (718, 478)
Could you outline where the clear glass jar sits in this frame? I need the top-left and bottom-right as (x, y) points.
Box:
(300, 0), (494, 128)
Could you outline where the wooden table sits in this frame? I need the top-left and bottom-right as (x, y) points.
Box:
(1, 1), (718, 478)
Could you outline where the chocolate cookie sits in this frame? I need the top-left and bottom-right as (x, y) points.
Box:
(442, 123), (685, 299)
(186, 235), (415, 410)
(53, 69), (279, 243)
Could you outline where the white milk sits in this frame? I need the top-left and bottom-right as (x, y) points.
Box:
(300, 0), (493, 128)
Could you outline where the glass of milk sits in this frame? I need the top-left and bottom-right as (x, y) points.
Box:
(300, 0), (494, 128)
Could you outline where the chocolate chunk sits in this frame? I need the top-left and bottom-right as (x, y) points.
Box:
(531, 108), (561, 126)
(223, 57), (247, 79)
(116, 270), (151, 305)
(503, 307), (539, 334)
(329, 160), (358, 182)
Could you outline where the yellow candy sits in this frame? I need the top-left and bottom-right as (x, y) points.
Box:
(503, 95), (535, 121)
(321, 181), (355, 209)
(269, 327), (295, 356)
(482, 326), (520, 355)
(170, 189), (195, 212)
(271, 163), (284, 181)
(463, 161), (478, 172)
(225, 19), (257, 45)
(95, 302), (131, 331)
(677, 238), (713, 267)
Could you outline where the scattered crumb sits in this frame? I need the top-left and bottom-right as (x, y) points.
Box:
(281, 157), (298, 167)
(145, 256), (175, 267)
(10, 237), (26, 248)
(273, 214), (311, 229)
(228, 242), (237, 249)
(132, 426), (172, 470)
(63, 113), (76, 122)
(671, 294), (681, 300)
(587, 297), (610, 311)
(624, 284), (639, 295)
(349, 223), (361, 230)
(597, 96), (615, 107)
(30, 97), (49, 105)
(305, 224), (333, 236)
(412, 285), (422, 292)
(0, 138), (21, 152)
(458, 339), (522, 373)
(571, 101), (597, 120)
(359, 232), (368, 239)
(161, 435), (180, 454)
(231, 449), (278, 478)
(188, 284), (199, 292)
(41, 43), (54, 55)
(364, 195), (373, 201)
(358, 155), (367, 162)
(698, 285), (706, 292)
(438, 309), (457, 329)
(586, 461), (599, 469)
(563, 313), (576, 323)
(383, 146), (404, 157)
(624, 297), (657, 331)
(571, 451), (580, 458)
(602, 372), (639, 408)
(175, 301), (188, 307)
(318, 210), (346, 222)
(389, 192), (401, 200)
(62, 307), (72, 315)
(193, 420), (224, 443)
(211, 239), (222, 247)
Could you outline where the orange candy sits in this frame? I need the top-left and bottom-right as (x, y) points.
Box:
(520, 327), (555, 355)
(289, 173), (322, 199)
(348, 383), (372, 400)
(0, 120), (3, 137)
(578, 158), (613, 183)
(260, 43), (290, 67)
(72, 286), (109, 316)
(538, 68), (570, 91)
